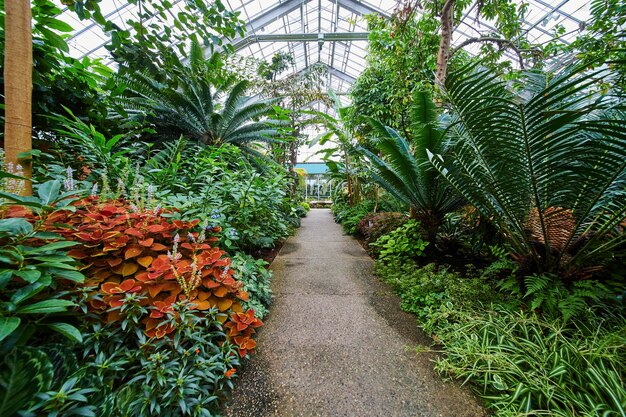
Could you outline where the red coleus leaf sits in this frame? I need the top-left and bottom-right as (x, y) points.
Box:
(202, 278), (220, 289)
(107, 258), (123, 267)
(139, 238), (154, 247)
(150, 255), (171, 271)
(101, 278), (142, 295)
(126, 228), (144, 238)
(135, 271), (152, 282)
(147, 224), (166, 233)
(137, 255), (153, 268)
(151, 243), (168, 251)
(67, 249), (89, 259)
(125, 245), (143, 259)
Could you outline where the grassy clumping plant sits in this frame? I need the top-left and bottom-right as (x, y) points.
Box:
(374, 257), (626, 417)
(435, 308), (626, 417)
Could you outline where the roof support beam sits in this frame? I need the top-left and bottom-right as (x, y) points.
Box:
(287, 65), (356, 85)
(328, 0), (389, 17)
(245, 0), (313, 33)
(328, 67), (356, 84)
(232, 32), (370, 51)
(211, 0), (314, 57)
(301, 4), (309, 69)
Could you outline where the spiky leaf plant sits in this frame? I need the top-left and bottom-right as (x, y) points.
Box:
(428, 63), (626, 276)
(117, 43), (284, 159)
(357, 91), (464, 241)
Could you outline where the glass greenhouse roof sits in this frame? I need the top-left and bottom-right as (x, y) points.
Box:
(55, 0), (591, 162)
(59, 0), (590, 95)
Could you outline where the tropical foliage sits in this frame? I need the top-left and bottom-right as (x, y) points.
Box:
(2, 0), (625, 416)
(358, 91), (463, 240)
(120, 70), (284, 157)
(429, 63), (626, 276)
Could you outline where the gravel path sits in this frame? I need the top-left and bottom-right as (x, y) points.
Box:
(224, 209), (486, 417)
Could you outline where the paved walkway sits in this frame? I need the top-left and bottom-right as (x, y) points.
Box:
(225, 209), (485, 417)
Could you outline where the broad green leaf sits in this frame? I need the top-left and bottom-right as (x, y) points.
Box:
(32, 255), (75, 263)
(17, 299), (75, 314)
(37, 180), (62, 205)
(27, 241), (79, 253)
(50, 268), (85, 283)
(37, 27), (69, 52)
(0, 192), (42, 208)
(11, 279), (50, 305)
(44, 18), (74, 33)
(33, 232), (63, 240)
(0, 171), (29, 181)
(0, 317), (20, 342)
(0, 218), (33, 235)
(34, 262), (77, 270)
(0, 270), (13, 289)
(46, 323), (83, 343)
(14, 270), (41, 284)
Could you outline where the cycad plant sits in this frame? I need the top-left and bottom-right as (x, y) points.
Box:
(429, 63), (626, 276)
(118, 43), (284, 158)
(357, 91), (463, 241)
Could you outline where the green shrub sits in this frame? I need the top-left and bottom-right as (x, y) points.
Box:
(230, 253), (273, 319)
(369, 220), (428, 260)
(165, 165), (299, 252)
(331, 201), (374, 235)
(0, 181), (87, 353)
(298, 202), (310, 216)
(78, 299), (239, 417)
(357, 212), (408, 244)
(375, 261), (502, 331)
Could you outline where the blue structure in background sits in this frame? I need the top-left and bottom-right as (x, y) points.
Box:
(295, 163), (332, 202)
(295, 163), (328, 175)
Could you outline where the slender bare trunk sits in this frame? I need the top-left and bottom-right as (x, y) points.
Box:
(435, 0), (455, 89)
(4, 0), (33, 195)
(345, 152), (353, 207)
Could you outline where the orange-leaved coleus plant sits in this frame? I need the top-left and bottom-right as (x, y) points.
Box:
(5, 196), (262, 354)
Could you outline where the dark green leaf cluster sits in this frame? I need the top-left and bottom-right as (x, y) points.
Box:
(369, 220), (429, 261)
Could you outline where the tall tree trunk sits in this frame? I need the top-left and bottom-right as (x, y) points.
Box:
(435, 0), (455, 89)
(4, 0), (33, 196)
(345, 152), (353, 207)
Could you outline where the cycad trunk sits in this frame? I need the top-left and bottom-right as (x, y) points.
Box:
(411, 208), (442, 243)
(3, 0), (33, 195)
